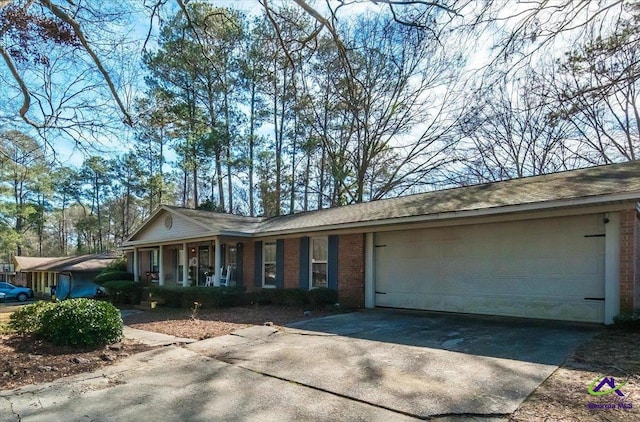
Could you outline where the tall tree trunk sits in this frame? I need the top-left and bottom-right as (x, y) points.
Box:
(224, 88), (233, 213)
(249, 80), (256, 217)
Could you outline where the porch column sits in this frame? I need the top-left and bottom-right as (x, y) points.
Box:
(158, 245), (165, 286)
(133, 248), (139, 282)
(182, 242), (189, 287)
(214, 237), (221, 287)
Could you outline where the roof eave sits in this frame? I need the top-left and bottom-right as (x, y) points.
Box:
(255, 192), (640, 237)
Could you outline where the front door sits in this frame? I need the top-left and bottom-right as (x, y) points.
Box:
(198, 246), (209, 286)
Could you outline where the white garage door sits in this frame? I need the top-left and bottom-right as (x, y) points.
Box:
(375, 214), (606, 323)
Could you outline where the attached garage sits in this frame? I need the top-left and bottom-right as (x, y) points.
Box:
(374, 214), (613, 323)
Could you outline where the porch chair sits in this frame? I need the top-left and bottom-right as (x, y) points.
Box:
(220, 265), (232, 287)
(204, 274), (214, 287)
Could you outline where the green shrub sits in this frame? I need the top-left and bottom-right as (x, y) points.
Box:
(614, 308), (640, 329)
(94, 270), (134, 285)
(149, 286), (246, 309)
(307, 288), (338, 308)
(102, 280), (143, 304)
(8, 301), (56, 334)
(39, 299), (123, 348)
(103, 256), (127, 272)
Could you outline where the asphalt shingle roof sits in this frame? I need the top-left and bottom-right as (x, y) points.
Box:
(256, 160), (640, 233)
(130, 160), (640, 241)
(14, 252), (120, 272)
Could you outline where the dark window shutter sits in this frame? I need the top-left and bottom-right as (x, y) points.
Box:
(276, 239), (285, 289)
(254, 241), (262, 287)
(236, 243), (244, 287)
(299, 237), (310, 289)
(328, 235), (339, 290)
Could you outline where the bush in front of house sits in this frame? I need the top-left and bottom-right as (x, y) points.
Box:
(8, 301), (56, 334)
(39, 299), (123, 348)
(94, 270), (134, 285)
(149, 286), (246, 309)
(148, 286), (338, 310)
(613, 308), (640, 329)
(307, 287), (339, 308)
(102, 280), (143, 305)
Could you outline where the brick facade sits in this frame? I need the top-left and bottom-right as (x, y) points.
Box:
(337, 233), (366, 308)
(239, 234), (367, 307)
(620, 209), (638, 312)
(242, 241), (256, 291)
(284, 238), (300, 289)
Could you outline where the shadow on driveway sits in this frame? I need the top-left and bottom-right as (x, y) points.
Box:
(287, 309), (600, 366)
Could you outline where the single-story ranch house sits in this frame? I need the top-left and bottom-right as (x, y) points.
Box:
(122, 161), (640, 325)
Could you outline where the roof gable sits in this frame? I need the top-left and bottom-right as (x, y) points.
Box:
(126, 206), (262, 244)
(128, 208), (213, 243)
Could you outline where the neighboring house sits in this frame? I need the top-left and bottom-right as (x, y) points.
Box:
(121, 161), (640, 325)
(0, 263), (15, 283)
(13, 252), (120, 295)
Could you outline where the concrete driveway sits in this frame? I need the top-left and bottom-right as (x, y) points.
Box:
(1, 310), (597, 421)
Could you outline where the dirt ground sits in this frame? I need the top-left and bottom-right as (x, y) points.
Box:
(511, 328), (640, 421)
(2, 303), (640, 421)
(122, 305), (327, 339)
(0, 304), (325, 391)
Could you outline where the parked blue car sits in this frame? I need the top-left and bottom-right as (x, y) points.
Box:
(0, 282), (34, 302)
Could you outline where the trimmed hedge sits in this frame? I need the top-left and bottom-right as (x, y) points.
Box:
(149, 286), (246, 309)
(148, 286), (339, 309)
(94, 270), (134, 285)
(39, 299), (123, 348)
(102, 280), (143, 305)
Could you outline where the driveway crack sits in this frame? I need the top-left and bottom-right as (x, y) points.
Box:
(9, 400), (21, 422)
(235, 365), (430, 420)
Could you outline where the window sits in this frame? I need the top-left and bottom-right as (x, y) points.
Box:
(150, 250), (159, 272)
(228, 246), (237, 284)
(263, 241), (277, 287)
(310, 237), (328, 289)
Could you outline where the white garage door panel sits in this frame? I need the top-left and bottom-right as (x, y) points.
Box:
(375, 215), (605, 323)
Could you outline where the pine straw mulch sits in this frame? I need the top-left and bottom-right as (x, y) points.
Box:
(121, 305), (329, 340)
(511, 328), (640, 421)
(0, 336), (154, 391)
(0, 305), (326, 392)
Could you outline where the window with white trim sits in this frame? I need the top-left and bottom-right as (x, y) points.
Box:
(263, 241), (277, 287)
(310, 237), (328, 289)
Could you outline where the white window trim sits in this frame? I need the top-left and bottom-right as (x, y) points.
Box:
(262, 241), (277, 288)
(309, 236), (328, 290)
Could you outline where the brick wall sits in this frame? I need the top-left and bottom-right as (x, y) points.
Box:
(284, 238), (300, 289)
(338, 233), (365, 308)
(619, 209), (637, 312)
(243, 241), (256, 291)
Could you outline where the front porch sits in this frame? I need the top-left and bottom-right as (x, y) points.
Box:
(126, 237), (243, 289)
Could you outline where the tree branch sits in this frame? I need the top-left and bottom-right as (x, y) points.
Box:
(39, 0), (133, 126)
(0, 43), (43, 128)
